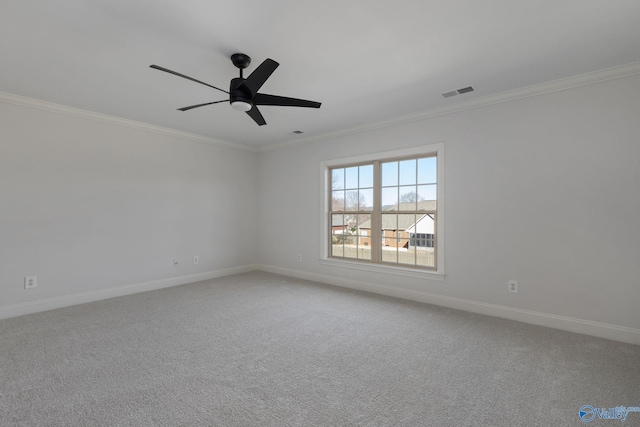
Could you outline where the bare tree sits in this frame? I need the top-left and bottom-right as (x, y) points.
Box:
(331, 171), (344, 210)
(345, 190), (366, 211)
(399, 191), (424, 203)
(331, 170), (369, 244)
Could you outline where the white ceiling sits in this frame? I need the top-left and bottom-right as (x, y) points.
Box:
(2, 1), (639, 149)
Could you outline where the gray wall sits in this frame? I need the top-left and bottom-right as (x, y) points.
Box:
(258, 73), (640, 331)
(1, 102), (258, 308)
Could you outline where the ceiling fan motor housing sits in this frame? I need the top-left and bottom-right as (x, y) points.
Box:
(230, 77), (252, 107)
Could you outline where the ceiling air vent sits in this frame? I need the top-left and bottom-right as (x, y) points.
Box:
(442, 85), (475, 98)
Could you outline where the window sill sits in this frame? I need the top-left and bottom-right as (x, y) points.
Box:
(320, 258), (445, 281)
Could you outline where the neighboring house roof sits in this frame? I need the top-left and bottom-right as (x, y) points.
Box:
(406, 215), (435, 234)
(357, 221), (370, 230)
(331, 214), (357, 227)
(359, 200), (436, 230)
(331, 216), (348, 227)
(385, 200), (436, 211)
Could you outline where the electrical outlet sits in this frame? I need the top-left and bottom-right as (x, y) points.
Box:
(193, 256), (199, 265)
(296, 254), (302, 262)
(24, 276), (38, 289)
(508, 280), (519, 294)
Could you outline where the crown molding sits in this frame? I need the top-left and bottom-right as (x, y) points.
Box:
(3, 61), (639, 154)
(261, 61), (640, 152)
(0, 91), (256, 152)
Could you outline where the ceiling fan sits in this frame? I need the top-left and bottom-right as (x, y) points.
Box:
(150, 53), (321, 126)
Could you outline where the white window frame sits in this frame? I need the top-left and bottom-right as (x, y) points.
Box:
(320, 143), (445, 281)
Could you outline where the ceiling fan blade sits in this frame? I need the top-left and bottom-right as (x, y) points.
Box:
(253, 93), (321, 108)
(178, 100), (228, 111)
(150, 65), (229, 94)
(246, 105), (266, 126)
(241, 59), (279, 96)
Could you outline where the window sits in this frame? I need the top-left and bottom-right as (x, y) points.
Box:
(324, 144), (443, 275)
(410, 233), (435, 248)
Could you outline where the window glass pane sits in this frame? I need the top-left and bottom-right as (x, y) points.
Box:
(417, 157), (437, 184)
(345, 167), (359, 189)
(331, 168), (345, 190)
(331, 240), (344, 257)
(356, 213), (372, 260)
(331, 214), (344, 230)
(381, 187), (398, 209)
(411, 213), (435, 235)
(398, 214), (416, 234)
(414, 234), (426, 247)
(381, 245), (397, 263)
(417, 253), (434, 268)
(332, 190), (345, 211)
(359, 164), (373, 188)
(332, 214), (351, 238)
(358, 246), (372, 260)
(342, 250), (358, 259)
(331, 210), (346, 257)
(381, 161), (398, 187)
(416, 238), (435, 268)
(334, 217), (357, 259)
(381, 213), (397, 235)
(359, 188), (373, 210)
(345, 190), (359, 211)
(399, 159), (416, 186)
(396, 239), (415, 266)
(342, 230), (358, 258)
(417, 184), (437, 204)
(399, 186), (418, 210)
(418, 200), (436, 211)
(427, 234), (435, 248)
(355, 214), (371, 231)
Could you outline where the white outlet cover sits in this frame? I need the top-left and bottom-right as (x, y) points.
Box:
(24, 276), (38, 289)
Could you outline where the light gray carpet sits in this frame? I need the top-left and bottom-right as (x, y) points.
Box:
(1, 271), (639, 426)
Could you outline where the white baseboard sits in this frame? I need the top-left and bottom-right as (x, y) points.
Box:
(257, 264), (640, 346)
(4, 263), (638, 346)
(0, 264), (258, 320)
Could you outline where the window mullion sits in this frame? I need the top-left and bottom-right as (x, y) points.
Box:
(371, 160), (381, 263)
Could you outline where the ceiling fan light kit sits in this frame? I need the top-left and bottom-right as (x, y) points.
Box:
(150, 53), (321, 126)
(231, 101), (252, 111)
